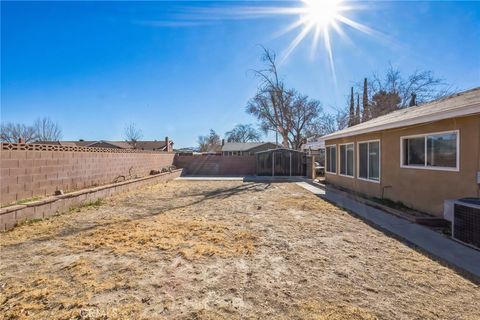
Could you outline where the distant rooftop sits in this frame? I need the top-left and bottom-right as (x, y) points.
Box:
(33, 139), (173, 151)
(221, 142), (277, 152)
(321, 87), (480, 141)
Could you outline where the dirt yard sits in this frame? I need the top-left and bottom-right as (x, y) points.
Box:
(1, 181), (479, 319)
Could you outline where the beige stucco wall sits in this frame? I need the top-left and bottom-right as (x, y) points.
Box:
(325, 114), (480, 217)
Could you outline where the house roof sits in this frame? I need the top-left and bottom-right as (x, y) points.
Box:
(255, 147), (305, 154)
(91, 141), (133, 149)
(136, 140), (170, 150)
(221, 142), (277, 152)
(33, 139), (173, 150)
(35, 140), (96, 147)
(320, 87), (480, 141)
(89, 140), (174, 150)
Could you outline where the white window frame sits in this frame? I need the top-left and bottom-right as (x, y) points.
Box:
(357, 139), (381, 184)
(338, 143), (355, 178)
(325, 144), (337, 175)
(400, 129), (460, 172)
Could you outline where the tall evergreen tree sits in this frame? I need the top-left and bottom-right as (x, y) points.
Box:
(348, 87), (355, 127)
(355, 93), (360, 125)
(362, 78), (369, 122)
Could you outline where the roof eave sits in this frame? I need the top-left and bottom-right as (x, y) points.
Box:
(320, 104), (480, 141)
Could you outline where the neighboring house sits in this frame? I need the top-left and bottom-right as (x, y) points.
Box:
(301, 137), (325, 166)
(35, 137), (174, 152)
(319, 87), (480, 218)
(174, 147), (199, 154)
(87, 141), (132, 149)
(35, 140), (96, 147)
(221, 141), (279, 156)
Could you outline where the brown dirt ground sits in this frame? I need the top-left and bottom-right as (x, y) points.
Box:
(0, 180), (479, 320)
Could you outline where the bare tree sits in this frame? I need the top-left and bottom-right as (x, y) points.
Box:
(123, 122), (143, 148)
(370, 65), (452, 108)
(305, 113), (337, 139)
(34, 117), (63, 141)
(225, 124), (262, 143)
(335, 107), (349, 131)
(246, 48), (293, 148)
(0, 122), (37, 143)
(288, 93), (322, 149)
(247, 47), (322, 149)
(198, 129), (221, 152)
(370, 90), (401, 118)
(350, 65), (453, 122)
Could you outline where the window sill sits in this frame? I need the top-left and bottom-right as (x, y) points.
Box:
(400, 165), (459, 172)
(357, 177), (381, 184)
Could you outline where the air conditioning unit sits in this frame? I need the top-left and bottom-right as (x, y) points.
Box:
(452, 198), (480, 249)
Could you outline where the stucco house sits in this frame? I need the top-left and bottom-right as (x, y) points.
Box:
(36, 137), (173, 152)
(319, 87), (480, 218)
(221, 141), (279, 156)
(88, 138), (173, 152)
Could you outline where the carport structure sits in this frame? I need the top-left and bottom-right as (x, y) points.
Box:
(256, 148), (306, 176)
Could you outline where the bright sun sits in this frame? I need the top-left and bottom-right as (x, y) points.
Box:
(274, 0), (380, 80)
(302, 0), (341, 28)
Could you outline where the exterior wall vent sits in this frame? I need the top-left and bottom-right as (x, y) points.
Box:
(452, 198), (480, 249)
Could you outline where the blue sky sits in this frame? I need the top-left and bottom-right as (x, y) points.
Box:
(1, 1), (479, 147)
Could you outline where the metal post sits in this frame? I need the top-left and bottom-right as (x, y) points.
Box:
(272, 151), (275, 176)
(289, 152), (292, 176)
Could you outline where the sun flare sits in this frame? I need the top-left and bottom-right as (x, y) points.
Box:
(271, 0), (382, 82)
(187, 0), (382, 81)
(302, 0), (341, 28)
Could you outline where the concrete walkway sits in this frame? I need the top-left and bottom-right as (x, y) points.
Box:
(296, 182), (480, 280)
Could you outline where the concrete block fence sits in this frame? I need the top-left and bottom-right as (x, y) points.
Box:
(0, 143), (175, 205)
(0, 169), (183, 231)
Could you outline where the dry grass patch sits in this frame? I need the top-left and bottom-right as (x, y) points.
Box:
(1, 257), (144, 319)
(66, 212), (257, 260)
(284, 300), (378, 320)
(274, 191), (339, 213)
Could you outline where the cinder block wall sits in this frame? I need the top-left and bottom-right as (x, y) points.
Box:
(0, 144), (175, 205)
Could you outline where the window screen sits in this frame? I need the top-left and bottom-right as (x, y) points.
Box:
(359, 141), (380, 181)
(340, 144), (354, 176)
(326, 145), (336, 173)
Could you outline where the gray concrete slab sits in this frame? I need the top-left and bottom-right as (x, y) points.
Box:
(176, 176), (311, 183)
(296, 182), (326, 195)
(244, 176), (308, 183)
(296, 182), (480, 280)
(175, 176), (245, 181)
